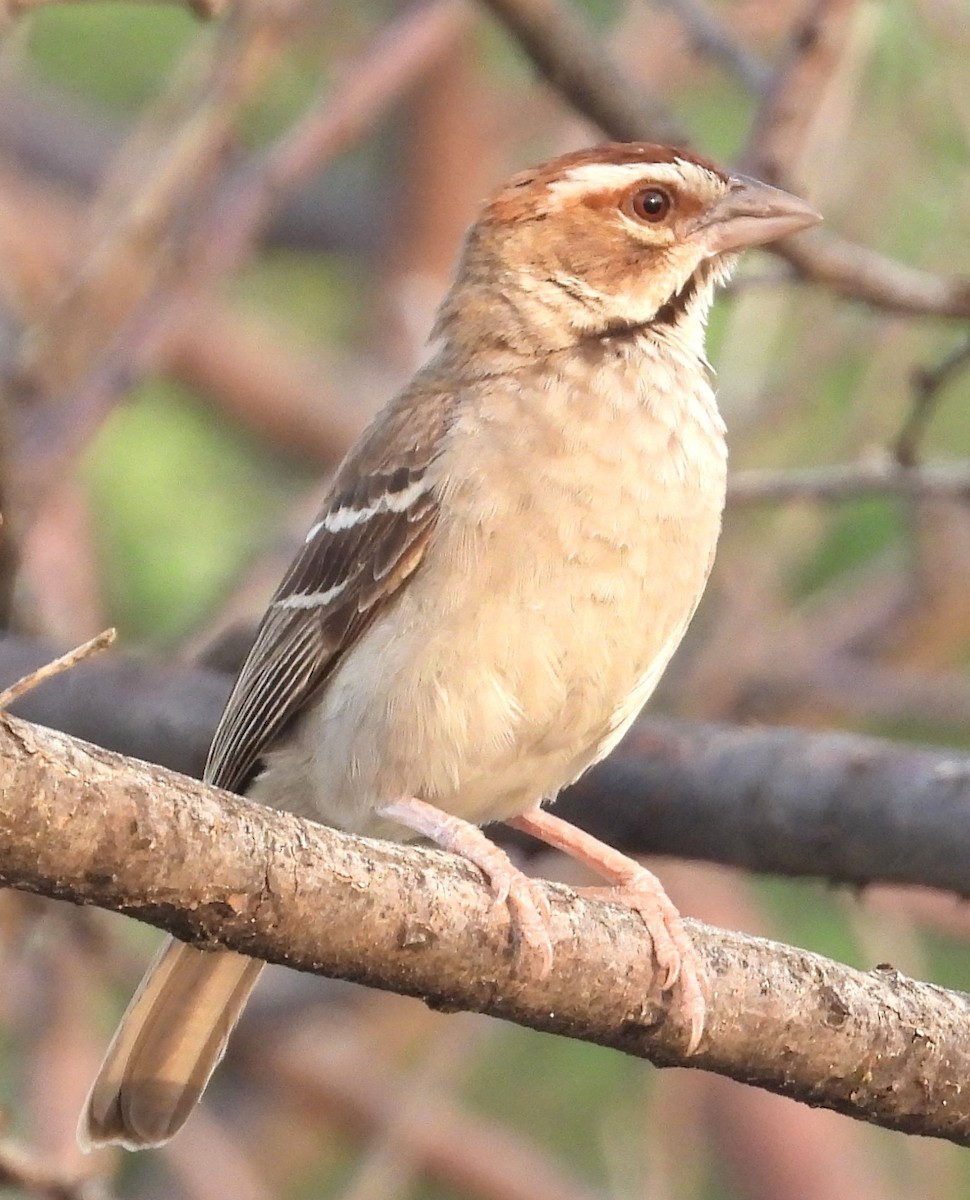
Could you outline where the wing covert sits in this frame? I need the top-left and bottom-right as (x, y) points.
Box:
(204, 406), (446, 796)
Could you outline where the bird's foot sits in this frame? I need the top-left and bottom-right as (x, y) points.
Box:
(505, 807), (707, 1053)
(576, 874), (705, 1053)
(377, 797), (553, 976)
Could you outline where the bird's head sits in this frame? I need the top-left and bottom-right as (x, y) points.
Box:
(435, 143), (821, 360)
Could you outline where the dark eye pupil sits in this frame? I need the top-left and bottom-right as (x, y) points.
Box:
(632, 188), (671, 222)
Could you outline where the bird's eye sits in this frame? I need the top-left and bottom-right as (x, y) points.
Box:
(629, 187), (672, 223)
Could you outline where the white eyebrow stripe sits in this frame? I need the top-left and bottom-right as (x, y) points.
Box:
(545, 160), (703, 204)
(304, 476), (431, 540)
(275, 579), (348, 610)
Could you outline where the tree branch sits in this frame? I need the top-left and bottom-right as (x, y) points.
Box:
(894, 335), (970, 468)
(2, 710), (970, 1146)
(740, 0), (860, 183)
(727, 458), (970, 504)
(0, 627), (114, 710)
(474, 0), (970, 319)
(556, 719), (970, 897)
(0, 1138), (109, 1200)
(475, 0), (688, 146)
(655, 0), (770, 93)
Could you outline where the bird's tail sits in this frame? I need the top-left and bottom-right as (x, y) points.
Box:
(78, 938), (264, 1151)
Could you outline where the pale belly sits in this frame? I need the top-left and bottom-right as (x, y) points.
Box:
(254, 423), (725, 838)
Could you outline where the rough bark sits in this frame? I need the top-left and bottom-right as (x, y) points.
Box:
(1, 712), (970, 1146)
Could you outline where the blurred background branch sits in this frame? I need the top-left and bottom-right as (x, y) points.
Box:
(0, 1137), (110, 1200)
(728, 458), (970, 503)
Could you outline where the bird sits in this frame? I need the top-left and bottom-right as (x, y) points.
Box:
(79, 141), (821, 1151)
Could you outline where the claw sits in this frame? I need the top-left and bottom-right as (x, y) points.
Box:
(506, 808), (707, 1056)
(578, 879), (706, 1053)
(504, 873), (554, 977)
(377, 797), (556, 975)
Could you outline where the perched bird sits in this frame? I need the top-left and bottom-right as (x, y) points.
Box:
(80, 142), (820, 1151)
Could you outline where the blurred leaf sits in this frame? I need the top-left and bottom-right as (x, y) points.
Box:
(26, 6), (195, 111)
(83, 378), (304, 644)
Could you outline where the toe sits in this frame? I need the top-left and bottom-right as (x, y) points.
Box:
(506, 875), (555, 977)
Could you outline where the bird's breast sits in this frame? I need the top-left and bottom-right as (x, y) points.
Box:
(286, 343), (728, 834)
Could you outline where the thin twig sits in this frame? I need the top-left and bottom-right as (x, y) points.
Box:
(476, 0), (688, 145)
(895, 335), (970, 467)
(741, 0), (860, 182)
(727, 458), (970, 505)
(0, 627), (115, 711)
(654, 0), (770, 93)
(0, 1137), (111, 1200)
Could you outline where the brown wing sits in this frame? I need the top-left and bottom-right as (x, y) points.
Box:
(204, 388), (449, 796)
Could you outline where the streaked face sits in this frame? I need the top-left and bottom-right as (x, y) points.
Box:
(476, 143), (819, 336)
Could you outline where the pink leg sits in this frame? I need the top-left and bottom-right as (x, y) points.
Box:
(505, 808), (706, 1053)
(378, 797), (553, 976)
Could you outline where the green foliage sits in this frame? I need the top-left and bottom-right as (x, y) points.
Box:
(466, 1024), (643, 1185)
(755, 876), (863, 967)
(795, 498), (900, 598)
(26, 5), (194, 110)
(83, 379), (304, 644)
(677, 81), (754, 163)
(78, 249), (362, 645)
(232, 250), (368, 348)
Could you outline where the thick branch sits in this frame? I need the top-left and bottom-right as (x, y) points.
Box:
(1, 711), (970, 1145)
(557, 719), (970, 896)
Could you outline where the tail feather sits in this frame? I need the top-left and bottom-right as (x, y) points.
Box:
(79, 938), (263, 1151)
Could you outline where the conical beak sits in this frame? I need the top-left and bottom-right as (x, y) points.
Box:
(691, 174), (822, 256)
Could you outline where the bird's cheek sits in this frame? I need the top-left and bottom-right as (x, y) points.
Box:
(629, 259), (684, 315)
